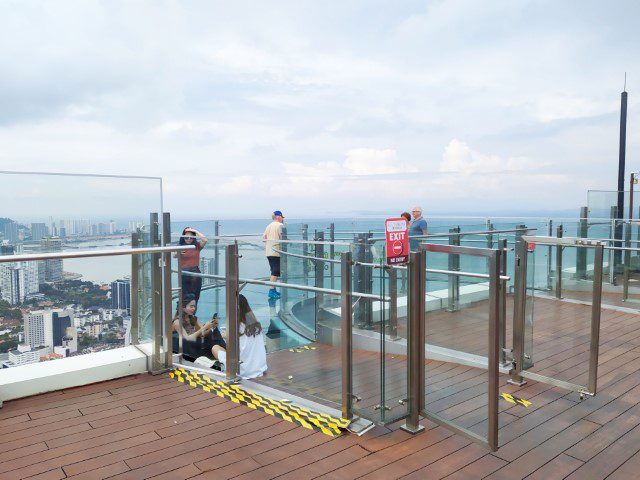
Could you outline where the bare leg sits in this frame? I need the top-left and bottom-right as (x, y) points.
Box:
(212, 344), (225, 360)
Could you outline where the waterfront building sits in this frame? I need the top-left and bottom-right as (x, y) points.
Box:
(128, 220), (144, 233)
(3, 221), (19, 244)
(200, 256), (216, 285)
(40, 237), (63, 283)
(0, 261), (39, 305)
(111, 279), (131, 311)
(30, 223), (47, 242)
(97, 223), (109, 235)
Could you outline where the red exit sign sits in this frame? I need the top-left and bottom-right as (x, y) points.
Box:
(385, 218), (409, 265)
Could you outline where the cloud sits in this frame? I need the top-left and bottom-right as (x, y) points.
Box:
(0, 1), (638, 218)
(283, 148), (417, 177)
(439, 139), (533, 174)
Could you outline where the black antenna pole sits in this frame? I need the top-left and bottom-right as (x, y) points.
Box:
(615, 75), (628, 279)
(617, 79), (628, 218)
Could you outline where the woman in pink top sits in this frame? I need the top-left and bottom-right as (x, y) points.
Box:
(178, 227), (208, 302)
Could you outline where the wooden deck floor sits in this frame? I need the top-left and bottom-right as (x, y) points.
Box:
(4, 297), (640, 478)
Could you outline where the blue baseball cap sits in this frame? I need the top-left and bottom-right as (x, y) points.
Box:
(273, 210), (285, 217)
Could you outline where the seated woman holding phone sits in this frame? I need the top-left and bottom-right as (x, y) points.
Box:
(172, 294), (226, 361)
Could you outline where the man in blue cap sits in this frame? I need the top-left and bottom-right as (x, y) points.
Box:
(263, 210), (285, 298)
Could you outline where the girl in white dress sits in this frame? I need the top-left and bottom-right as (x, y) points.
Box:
(212, 294), (267, 379)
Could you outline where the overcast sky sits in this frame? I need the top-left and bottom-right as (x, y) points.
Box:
(1, 0), (639, 219)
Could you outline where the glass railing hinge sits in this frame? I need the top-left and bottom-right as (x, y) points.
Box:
(374, 404), (391, 411)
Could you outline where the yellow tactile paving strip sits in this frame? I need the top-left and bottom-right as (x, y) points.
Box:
(170, 367), (350, 437)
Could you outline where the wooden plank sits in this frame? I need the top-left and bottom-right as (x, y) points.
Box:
(525, 453), (584, 480)
(485, 420), (600, 479)
(442, 454), (507, 480)
(65, 461), (131, 480)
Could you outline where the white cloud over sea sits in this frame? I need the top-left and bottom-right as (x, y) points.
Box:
(0, 0), (638, 218)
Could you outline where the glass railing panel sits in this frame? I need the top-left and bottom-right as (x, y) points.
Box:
(423, 249), (494, 440)
(0, 172), (162, 373)
(523, 244), (598, 388)
(381, 263), (409, 423)
(170, 235), (230, 371)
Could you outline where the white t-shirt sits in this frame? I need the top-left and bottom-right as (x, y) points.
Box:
(263, 221), (283, 257)
(238, 322), (268, 379)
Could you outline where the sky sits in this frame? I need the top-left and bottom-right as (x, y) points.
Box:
(1, 0), (639, 219)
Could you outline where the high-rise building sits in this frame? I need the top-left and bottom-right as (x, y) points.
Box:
(98, 223), (109, 236)
(51, 311), (72, 347)
(3, 222), (19, 243)
(24, 310), (46, 348)
(200, 257), (217, 286)
(30, 223), (47, 242)
(111, 279), (131, 311)
(128, 221), (144, 233)
(25, 308), (74, 348)
(109, 220), (116, 235)
(40, 237), (63, 283)
(0, 261), (38, 305)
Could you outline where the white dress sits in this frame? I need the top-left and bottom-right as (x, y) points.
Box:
(216, 320), (268, 379)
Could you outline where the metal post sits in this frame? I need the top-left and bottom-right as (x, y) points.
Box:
(315, 231), (325, 326)
(281, 227), (288, 307)
(610, 206), (617, 284)
(364, 233), (374, 328)
(588, 244), (604, 394)
(499, 238), (508, 367)
(341, 251), (353, 420)
(214, 220), (220, 311)
(176, 251), (184, 358)
(150, 213), (163, 373)
(486, 220), (494, 249)
(225, 243), (240, 382)
(353, 233), (364, 327)
(515, 224), (526, 248)
(556, 225), (563, 299)
(401, 250), (426, 434)
(547, 220), (553, 291)
(577, 207), (588, 279)
(130, 232), (140, 346)
(447, 227), (460, 311)
(623, 223), (631, 301)
(302, 224), (309, 288)
(162, 212), (173, 369)
(509, 237), (528, 386)
(388, 267), (398, 339)
(329, 223), (335, 289)
(487, 248), (501, 451)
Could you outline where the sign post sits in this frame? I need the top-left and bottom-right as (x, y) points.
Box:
(385, 218), (409, 265)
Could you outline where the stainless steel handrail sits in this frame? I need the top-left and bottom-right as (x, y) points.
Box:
(0, 245), (195, 263)
(352, 260), (510, 280)
(177, 269), (390, 301)
(521, 235), (605, 247)
(272, 247), (342, 264)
